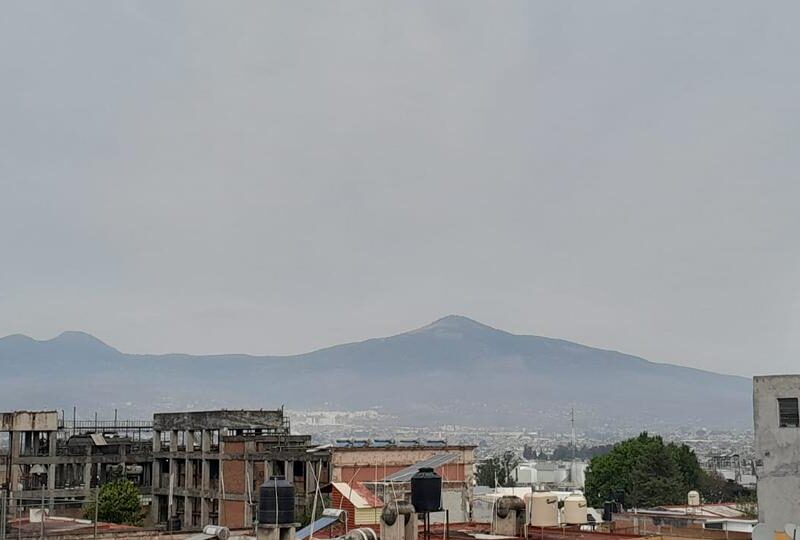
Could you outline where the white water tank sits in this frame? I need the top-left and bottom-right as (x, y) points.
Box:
(530, 492), (559, 527)
(563, 493), (587, 525)
(688, 490), (701, 507)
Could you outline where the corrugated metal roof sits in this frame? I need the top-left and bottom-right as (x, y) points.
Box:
(295, 512), (344, 540)
(89, 434), (107, 446)
(382, 452), (459, 482)
(655, 503), (749, 519)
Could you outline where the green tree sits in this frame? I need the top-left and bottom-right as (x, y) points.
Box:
(85, 479), (143, 526)
(476, 456), (501, 486)
(476, 451), (520, 487)
(735, 493), (758, 519)
(584, 433), (703, 508)
(699, 472), (754, 503)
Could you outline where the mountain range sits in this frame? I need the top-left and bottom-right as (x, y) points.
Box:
(0, 315), (752, 430)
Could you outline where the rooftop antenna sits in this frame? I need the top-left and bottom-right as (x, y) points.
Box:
(571, 407), (576, 459)
(570, 407), (577, 485)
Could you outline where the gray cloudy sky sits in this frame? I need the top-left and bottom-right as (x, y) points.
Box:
(2, 1), (799, 376)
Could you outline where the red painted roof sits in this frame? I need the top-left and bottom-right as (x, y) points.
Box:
(332, 481), (383, 508)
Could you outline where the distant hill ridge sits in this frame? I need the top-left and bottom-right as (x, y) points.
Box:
(0, 315), (751, 429)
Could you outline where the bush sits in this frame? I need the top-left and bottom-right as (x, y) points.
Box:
(84, 479), (143, 526)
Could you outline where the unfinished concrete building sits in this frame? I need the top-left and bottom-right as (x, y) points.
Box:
(151, 410), (331, 531)
(1, 410), (153, 517)
(2, 408), (329, 532)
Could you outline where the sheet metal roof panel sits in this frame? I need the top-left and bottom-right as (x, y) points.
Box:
(382, 452), (459, 482)
(89, 434), (107, 446)
(332, 482), (383, 509)
(296, 515), (340, 540)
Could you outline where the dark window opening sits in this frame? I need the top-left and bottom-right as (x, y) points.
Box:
(778, 398), (799, 427)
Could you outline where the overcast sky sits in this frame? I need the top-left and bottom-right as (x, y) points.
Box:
(1, 2), (798, 377)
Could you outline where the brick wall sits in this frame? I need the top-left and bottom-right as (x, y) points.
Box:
(222, 459), (246, 494)
(222, 500), (246, 529)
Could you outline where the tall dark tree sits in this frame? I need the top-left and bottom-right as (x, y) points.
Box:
(476, 451), (520, 487)
(523, 444), (535, 460)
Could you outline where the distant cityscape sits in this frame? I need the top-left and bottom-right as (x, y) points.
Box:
(287, 408), (756, 488)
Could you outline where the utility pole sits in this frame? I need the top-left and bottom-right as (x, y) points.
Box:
(40, 481), (45, 540)
(571, 407), (576, 461)
(93, 484), (99, 540)
(570, 407), (577, 486)
(1, 490), (6, 540)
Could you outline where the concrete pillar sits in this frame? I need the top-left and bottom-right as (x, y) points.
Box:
(305, 462), (315, 494)
(152, 459), (161, 489)
(119, 443), (127, 473)
(83, 462), (93, 501)
(201, 459), (210, 491)
(200, 496), (209, 527)
(201, 430), (211, 453)
(153, 430), (162, 452)
(168, 458), (176, 516)
(10, 432), (20, 458)
(9, 433), (22, 491)
(170, 431), (179, 452)
(47, 464), (56, 511)
(48, 434), (57, 457)
(184, 494), (191, 528)
(150, 494), (160, 525)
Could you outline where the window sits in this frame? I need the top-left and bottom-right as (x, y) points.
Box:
(778, 398), (799, 427)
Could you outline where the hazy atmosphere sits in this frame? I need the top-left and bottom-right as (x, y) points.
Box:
(2, 1), (799, 376)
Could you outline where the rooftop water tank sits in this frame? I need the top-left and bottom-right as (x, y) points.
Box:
(259, 476), (295, 525)
(530, 492), (559, 527)
(411, 467), (442, 512)
(688, 490), (701, 507)
(602, 501), (614, 522)
(563, 493), (587, 525)
(167, 516), (182, 531)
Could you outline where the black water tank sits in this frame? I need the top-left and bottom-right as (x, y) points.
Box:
(259, 476), (295, 524)
(602, 502), (614, 522)
(167, 516), (182, 531)
(411, 467), (442, 512)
